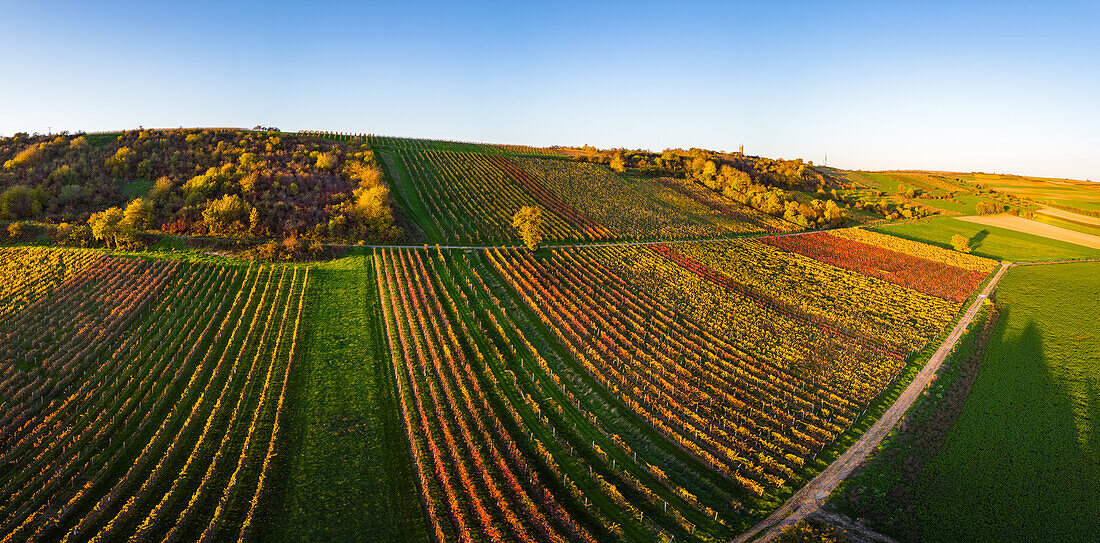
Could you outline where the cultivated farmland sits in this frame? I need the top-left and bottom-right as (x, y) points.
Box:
(371, 136), (792, 245)
(513, 157), (785, 240)
(376, 246), (765, 540)
(0, 228), (1002, 542)
(0, 250), (308, 542)
(875, 217), (1100, 262)
(3, 130), (1096, 543)
(382, 148), (600, 244)
(913, 262), (1100, 542)
(957, 213), (1100, 249)
(0, 247), (101, 321)
(472, 230), (994, 533)
(837, 262), (1100, 543)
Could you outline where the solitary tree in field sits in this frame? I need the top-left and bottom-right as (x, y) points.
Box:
(512, 206), (544, 251)
(951, 234), (971, 253)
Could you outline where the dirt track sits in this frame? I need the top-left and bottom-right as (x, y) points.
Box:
(734, 262), (1012, 543)
(328, 226), (817, 251)
(958, 214), (1100, 249)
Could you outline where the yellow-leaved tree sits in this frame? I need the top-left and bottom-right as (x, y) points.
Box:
(951, 234), (972, 253)
(512, 206), (544, 251)
(88, 207), (125, 249)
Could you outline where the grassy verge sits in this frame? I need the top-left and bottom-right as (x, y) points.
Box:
(256, 251), (427, 542)
(829, 302), (997, 541)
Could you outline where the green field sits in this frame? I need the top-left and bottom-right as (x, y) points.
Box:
(257, 253), (427, 542)
(912, 193), (1003, 215)
(914, 262), (1100, 542)
(961, 173), (1100, 212)
(375, 147), (439, 244)
(1050, 198), (1100, 211)
(839, 171), (1009, 217)
(847, 172), (959, 196)
(874, 217), (1100, 262)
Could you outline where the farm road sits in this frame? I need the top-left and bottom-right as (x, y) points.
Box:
(734, 261), (1013, 543)
(329, 226), (815, 251)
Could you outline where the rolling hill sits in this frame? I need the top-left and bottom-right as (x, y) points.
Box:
(0, 128), (1097, 542)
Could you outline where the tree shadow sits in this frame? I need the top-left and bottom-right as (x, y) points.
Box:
(1036, 320), (1100, 541)
(1085, 374), (1100, 458)
(920, 317), (1100, 542)
(968, 229), (990, 250)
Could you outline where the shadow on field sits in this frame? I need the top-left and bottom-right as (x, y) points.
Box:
(917, 317), (1100, 542)
(967, 229), (990, 251)
(1063, 328), (1100, 459)
(1085, 378), (1100, 457)
(1036, 320), (1100, 541)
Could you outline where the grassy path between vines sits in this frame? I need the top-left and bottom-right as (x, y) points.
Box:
(255, 253), (427, 542)
(375, 147), (444, 244)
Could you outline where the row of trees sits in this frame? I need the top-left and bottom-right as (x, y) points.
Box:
(975, 200), (1007, 215)
(566, 146), (849, 229)
(578, 146), (820, 188)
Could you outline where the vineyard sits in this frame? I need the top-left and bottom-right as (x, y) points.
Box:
(0, 248), (309, 542)
(382, 148), (601, 244)
(362, 227), (996, 541)
(377, 247), (758, 541)
(758, 230), (988, 302)
(0, 227), (1000, 542)
(512, 157), (786, 240)
(653, 176), (799, 235)
(6, 0), (1094, 536)
(366, 136), (562, 157)
(0, 124), (1025, 543)
(368, 136), (792, 245)
(485, 234), (995, 505)
(829, 227), (997, 273)
(0, 247), (101, 321)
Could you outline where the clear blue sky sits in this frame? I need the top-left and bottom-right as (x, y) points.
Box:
(2, 0), (1097, 180)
